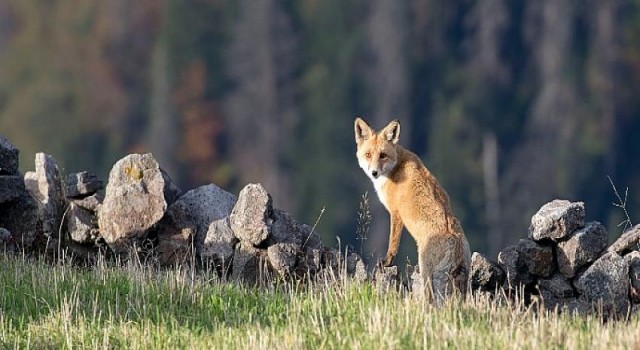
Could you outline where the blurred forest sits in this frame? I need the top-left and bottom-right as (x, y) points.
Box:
(2, 0), (640, 262)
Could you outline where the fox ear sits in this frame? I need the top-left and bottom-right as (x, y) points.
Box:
(381, 119), (400, 144)
(354, 117), (374, 144)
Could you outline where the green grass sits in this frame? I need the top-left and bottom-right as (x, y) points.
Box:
(0, 253), (638, 349)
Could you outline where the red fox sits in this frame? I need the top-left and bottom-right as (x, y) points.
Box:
(354, 117), (471, 301)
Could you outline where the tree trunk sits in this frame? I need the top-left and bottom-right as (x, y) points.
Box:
(483, 132), (502, 255)
(224, 0), (299, 212)
(363, 0), (411, 260)
(147, 38), (179, 183)
(500, 0), (578, 244)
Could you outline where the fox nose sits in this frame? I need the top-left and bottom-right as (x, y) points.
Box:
(371, 170), (379, 178)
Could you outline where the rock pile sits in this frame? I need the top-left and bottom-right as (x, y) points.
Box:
(25, 153), (66, 246)
(65, 171), (104, 245)
(0, 136), (365, 283)
(470, 199), (640, 317)
(2, 135), (638, 315)
(98, 153), (180, 253)
(0, 138), (39, 248)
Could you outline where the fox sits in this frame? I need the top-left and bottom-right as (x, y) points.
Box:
(354, 117), (471, 301)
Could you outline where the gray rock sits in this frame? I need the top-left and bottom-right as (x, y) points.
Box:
(528, 200), (585, 241)
(24, 171), (38, 196)
(0, 227), (10, 242)
(0, 175), (25, 203)
(538, 274), (574, 299)
(0, 193), (39, 247)
(156, 184), (236, 266)
(346, 251), (368, 281)
(295, 248), (322, 275)
(268, 209), (304, 247)
(65, 171), (104, 198)
(516, 239), (554, 277)
(156, 220), (195, 266)
(230, 183), (273, 245)
(299, 223), (323, 251)
(574, 251), (630, 317)
(316, 249), (367, 280)
(24, 153), (66, 242)
(231, 242), (268, 284)
(268, 209), (323, 252)
(66, 202), (99, 244)
(71, 191), (104, 212)
(608, 224), (640, 255)
(199, 217), (238, 269)
(625, 250), (640, 304)
(0, 227), (14, 251)
(0, 137), (19, 176)
(470, 252), (506, 292)
(542, 295), (592, 315)
(160, 168), (182, 205)
(556, 221), (608, 278)
(168, 184), (236, 236)
(498, 245), (534, 289)
(375, 265), (400, 292)
(409, 265), (425, 298)
(98, 153), (174, 253)
(267, 243), (299, 277)
(322, 248), (344, 272)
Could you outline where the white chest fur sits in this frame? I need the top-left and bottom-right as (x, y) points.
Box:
(373, 176), (390, 210)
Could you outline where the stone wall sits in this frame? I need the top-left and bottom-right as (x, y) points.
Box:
(0, 136), (366, 284)
(470, 199), (640, 318)
(1, 135), (638, 317)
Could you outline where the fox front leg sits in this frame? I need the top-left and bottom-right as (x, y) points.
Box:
(382, 212), (403, 267)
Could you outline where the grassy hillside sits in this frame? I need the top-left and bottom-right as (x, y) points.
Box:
(0, 253), (638, 349)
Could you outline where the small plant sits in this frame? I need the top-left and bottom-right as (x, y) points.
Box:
(303, 206), (325, 249)
(607, 175), (633, 232)
(356, 191), (372, 255)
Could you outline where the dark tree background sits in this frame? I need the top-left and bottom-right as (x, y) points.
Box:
(1, 0), (639, 263)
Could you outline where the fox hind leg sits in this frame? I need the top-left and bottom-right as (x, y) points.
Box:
(419, 237), (465, 304)
(417, 249), (435, 303)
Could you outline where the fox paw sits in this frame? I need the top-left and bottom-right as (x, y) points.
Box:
(381, 255), (395, 267)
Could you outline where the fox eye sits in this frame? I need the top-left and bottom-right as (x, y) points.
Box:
(380, 153), (387, 159)
(365, 152), (371, 159)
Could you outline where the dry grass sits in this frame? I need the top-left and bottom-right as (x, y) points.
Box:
(0, 252), (638, 349)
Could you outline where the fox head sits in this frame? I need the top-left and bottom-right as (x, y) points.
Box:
(354, 117), (400, 182)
